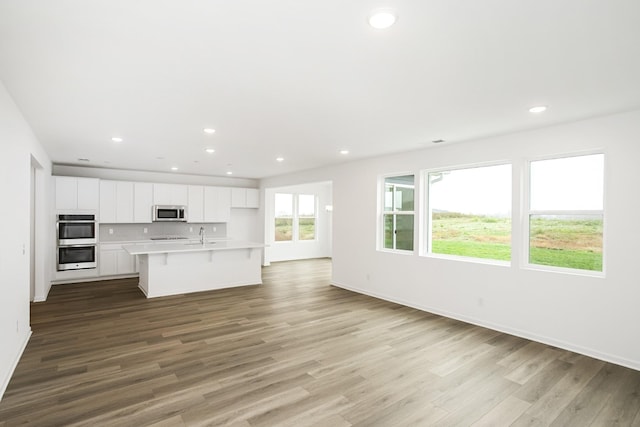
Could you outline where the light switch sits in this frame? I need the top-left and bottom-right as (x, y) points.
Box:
(109, 228), (113, 235)
(143, 227), (148, 234)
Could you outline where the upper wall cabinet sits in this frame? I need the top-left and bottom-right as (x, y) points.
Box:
(101, 180), (153, 224)
(187, 185), (205, 223)
(153, 183), (188, 206)
(133, 183), (153, 223)
(55, 177), (99, 211)
(188, 185), (231, 223)
(231, 188), (259, 208)
(204, 186), (231, 222)
(100, 180), (134, 223)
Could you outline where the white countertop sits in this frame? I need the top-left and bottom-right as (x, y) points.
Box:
(123, 240), (265, 255)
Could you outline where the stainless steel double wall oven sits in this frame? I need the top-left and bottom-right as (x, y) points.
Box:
(56, 213), (97, 270)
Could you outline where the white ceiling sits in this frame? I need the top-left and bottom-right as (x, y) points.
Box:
(1, 1), (639, 179)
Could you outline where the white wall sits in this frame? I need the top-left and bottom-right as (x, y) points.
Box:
(0, 80), (52, 400)
(261, 109), (640, 370)
(263, 182), (332, 263)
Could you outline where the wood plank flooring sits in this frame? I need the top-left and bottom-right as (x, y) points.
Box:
(1, 258), (639, 426)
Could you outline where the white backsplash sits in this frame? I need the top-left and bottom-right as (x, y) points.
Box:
(99, 223), (227, 242)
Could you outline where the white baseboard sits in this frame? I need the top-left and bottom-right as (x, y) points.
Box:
(331, 280), (640, 372)
(0, 329), (32, 402)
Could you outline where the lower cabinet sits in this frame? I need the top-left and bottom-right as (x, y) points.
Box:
(99, 243), (137, 276)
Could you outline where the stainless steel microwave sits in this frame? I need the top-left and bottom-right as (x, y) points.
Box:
(153, 205), (187, 222)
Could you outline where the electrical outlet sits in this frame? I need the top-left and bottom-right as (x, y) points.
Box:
(143, 227), (148, 234)
(213, 226), (217, 232)
(189, 227), (193, 232)
(109, 228), (113, 235)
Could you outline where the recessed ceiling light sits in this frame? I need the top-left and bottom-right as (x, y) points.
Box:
(171, 166), (178, 171)
(205, 148), (215, 154)
(529, 105), (547, 113)
(340, 150), (350, 155)
(111, 137), (123, 143)
(203, 128), (216, 134)
(276, 157), (284, 162)
(226, 171), (233, 175)
(369, 9), (397, 29)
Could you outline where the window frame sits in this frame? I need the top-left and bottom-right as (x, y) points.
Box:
(379, 173), (416, 253)
(297, 193), (317, 241)
(422, 161), (513, 266)
(523, 151), (606, 276)
(274, 193), (294, 242)
(273, 192), (318, 244)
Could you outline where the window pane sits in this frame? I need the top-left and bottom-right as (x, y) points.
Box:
(384, 175), (414, 211)
(529, 214), (603, 271)
(298, 194), (315, 217)
(384, 184), (394, 211)
(395, 215), (414, 251)
(382, 175), (415, 251)
(530, 154), (604, 211)
(299, 218), (315, 240)
(275, 193), (293, 217)
(383, 214), (394, 249)
(274, 193), (293, 242)
(429, 164), (511, 261)
(275, 218), (293, 241)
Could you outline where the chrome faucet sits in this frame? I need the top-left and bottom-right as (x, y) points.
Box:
(199, 226), (205, 244)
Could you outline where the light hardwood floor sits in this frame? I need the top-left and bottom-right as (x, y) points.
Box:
(1, 258), (639, 426)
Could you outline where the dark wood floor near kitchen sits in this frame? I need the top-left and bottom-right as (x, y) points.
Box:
(1, 259), (639, 426)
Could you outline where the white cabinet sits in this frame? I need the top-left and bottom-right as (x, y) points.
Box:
(99, 181), (117, 223)
(187, 185), (204, 223)
(133, 183), (153, 223)
(204, 186), (231, 222)
(231, 188), (259, 208)
(116, 182), (134, 223)
(55, 177), (99, 210)
(99, 243), (136, 276)
(153, 183), (188, 206)
(188, 186), (231, 223)
(99, 250), (118, 276)
(99, 181), (134, 223)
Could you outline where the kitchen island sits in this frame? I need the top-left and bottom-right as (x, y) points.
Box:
(123, 240), (265, 298)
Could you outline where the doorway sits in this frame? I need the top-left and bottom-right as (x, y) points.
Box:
(30, 155), (45, 302)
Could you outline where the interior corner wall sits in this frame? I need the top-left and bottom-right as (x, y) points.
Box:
(0, 80), (52, 400)
(262, 109), (640, 370)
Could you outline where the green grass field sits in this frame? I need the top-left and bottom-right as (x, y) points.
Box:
(275, 218), (315, 241)
(431, 212), (603, 271)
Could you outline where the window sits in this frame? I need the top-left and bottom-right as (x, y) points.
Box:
(298, 194), (316, 240)
(274, 193), (293, 241)
(382, 175), (414, 251)
(274, 193), (317, 242)
(528, 153), (604, 272)
(427, 164), (512, 262)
